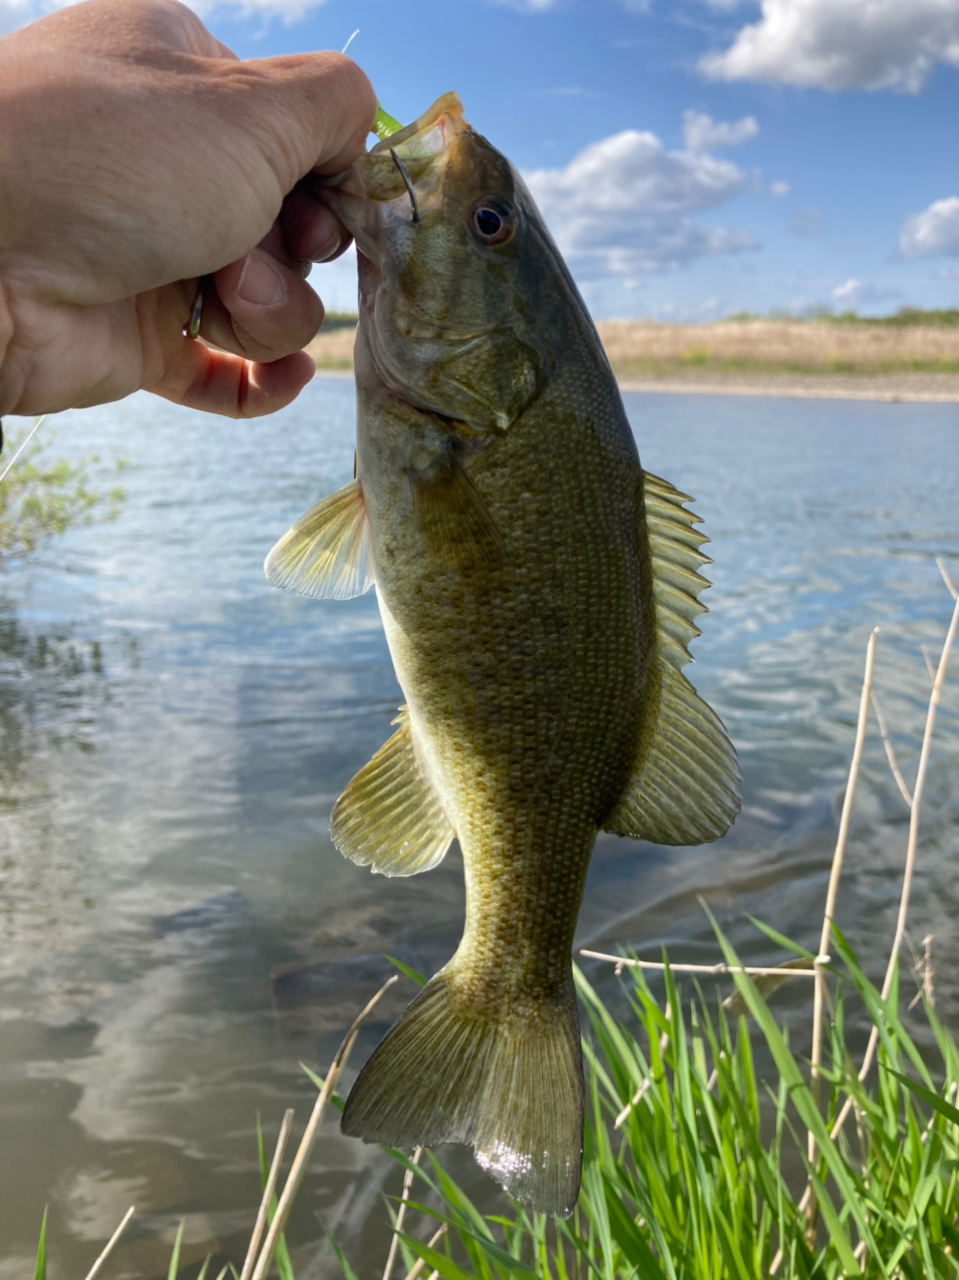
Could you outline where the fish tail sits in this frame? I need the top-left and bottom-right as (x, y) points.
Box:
(341, 969), (584, 1217)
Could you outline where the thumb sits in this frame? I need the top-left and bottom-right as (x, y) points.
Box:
(211, 52), (377, 193)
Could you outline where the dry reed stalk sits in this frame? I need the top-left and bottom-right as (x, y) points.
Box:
(582, 953), (828, 1129)
(400, 1224), (447, 1280)
(870, 691), (913, 808)
(613, 1006), (671, 1130)
(0, 415), (46, 484)
(239, 1108), (295, 1280)
(249, 975), (398, 1280)
(939, 556), (958, 601)
(81, 1205), (136, 1280)
(772, 578), (959, 1273)
(382, 1146), (423, 1280)
(850, 587), (959, 1076)
(808, 629), (879, 1174)
(580, 950), (824, 979)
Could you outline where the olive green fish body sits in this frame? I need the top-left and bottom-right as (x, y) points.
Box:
(265, 94), (740, 1215)
(366, 379), (645, 987)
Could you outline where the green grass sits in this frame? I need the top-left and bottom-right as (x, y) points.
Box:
(322, 923), (959, 1280)
(317, 311), (359, 334)
(27, 924), (959, 1279)
(725, 307), (959, 327)
(610, 355), (959, 378)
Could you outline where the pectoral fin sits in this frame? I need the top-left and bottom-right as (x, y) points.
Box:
(264, 479), (373, 600)
(331, 709), (455, 876)
(408, 451), (507, 571)
(605, 471), (741, 845)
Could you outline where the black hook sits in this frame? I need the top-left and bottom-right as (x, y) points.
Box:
(389, 149), (419, 224)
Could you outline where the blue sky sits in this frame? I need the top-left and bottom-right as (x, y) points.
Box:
(7, 0), (959, 320)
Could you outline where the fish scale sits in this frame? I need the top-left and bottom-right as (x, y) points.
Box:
(265, 91), (740, 1215)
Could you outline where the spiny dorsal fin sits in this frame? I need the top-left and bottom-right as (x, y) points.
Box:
(605, 658), (741, 845)
(264, 479), (373, 600)
(643, 470), (712, 672)
(331, 708), (455, 876)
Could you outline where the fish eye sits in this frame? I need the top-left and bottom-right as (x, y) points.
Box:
(470, 199), (514, 246)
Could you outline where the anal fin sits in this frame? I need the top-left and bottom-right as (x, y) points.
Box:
(331, 709), (455, 876)
(264, 479), (373, 600)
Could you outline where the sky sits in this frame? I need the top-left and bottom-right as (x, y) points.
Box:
(5, 0), (959, 321)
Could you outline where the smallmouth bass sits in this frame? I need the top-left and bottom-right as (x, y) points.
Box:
(266, 94), (740, 1216)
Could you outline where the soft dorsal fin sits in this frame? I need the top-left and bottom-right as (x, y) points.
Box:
(264, 479), (373, 600)
(605, 658), (740, 845)
(604, 471), (741, 846)
(642, 471), (712, 671)
(331, 708), (456, 876)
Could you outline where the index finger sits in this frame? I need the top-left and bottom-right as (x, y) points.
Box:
(210, 52), (377, 190)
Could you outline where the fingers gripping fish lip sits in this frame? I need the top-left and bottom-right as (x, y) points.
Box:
(320, 93), (467, 251)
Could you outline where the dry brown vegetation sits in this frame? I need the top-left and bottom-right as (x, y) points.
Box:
(595, 318), (959, 376)
(306, 326), (355, 370)
(307, 317), (959, 382)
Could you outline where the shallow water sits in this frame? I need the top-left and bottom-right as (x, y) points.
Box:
(0, 380), (957, 1277)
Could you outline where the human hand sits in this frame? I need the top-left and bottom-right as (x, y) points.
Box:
(0, 0), (375, 419)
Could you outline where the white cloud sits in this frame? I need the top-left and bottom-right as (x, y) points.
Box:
(770, 180), (791, 197)
(0, 0), (326, 32)
(682, 110), (759, 152)
(832, 279), (859, 304)
(700, 0), (959, 93)
(831, 278), (902, 310)
(524, 127), (757, 280)
(0, 0), (37, 33)
(489, 0), (558, 10)
(899, 197), (959, 259)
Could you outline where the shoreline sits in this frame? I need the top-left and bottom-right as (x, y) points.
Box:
(307, 317), (959, 404)
(311, 365), (959, 404)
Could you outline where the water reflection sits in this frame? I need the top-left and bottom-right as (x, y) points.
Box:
(0, 384), (956, 1276)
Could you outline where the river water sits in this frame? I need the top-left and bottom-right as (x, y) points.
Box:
(1, 379), (957, 1278)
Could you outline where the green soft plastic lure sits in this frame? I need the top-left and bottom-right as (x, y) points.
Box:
(372, 104), (402, 141)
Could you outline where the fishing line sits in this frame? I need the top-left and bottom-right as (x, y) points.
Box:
(0, 415), (47, 484)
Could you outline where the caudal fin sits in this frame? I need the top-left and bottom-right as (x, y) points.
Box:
(341, 970), (584, 1217)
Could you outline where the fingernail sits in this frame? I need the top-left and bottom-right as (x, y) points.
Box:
(315, 231), (347, 263)
(236, 251), (283, 306)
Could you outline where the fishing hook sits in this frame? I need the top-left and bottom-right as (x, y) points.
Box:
(389, 149), (420, 225)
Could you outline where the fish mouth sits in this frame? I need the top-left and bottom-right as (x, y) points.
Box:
(367, 91), (467, 165)
(320, 93), (467, 262)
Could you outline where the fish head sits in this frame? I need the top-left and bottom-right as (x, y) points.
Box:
(322, 93), (562, 434)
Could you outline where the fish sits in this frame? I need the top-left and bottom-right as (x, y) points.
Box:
(264, 93), (741, 1217)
